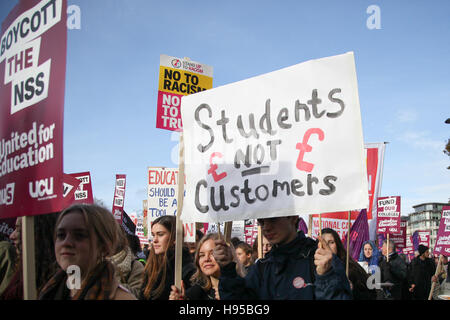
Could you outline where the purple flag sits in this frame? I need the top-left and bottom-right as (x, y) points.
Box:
(377, 233), (385, 251)
(412, 231), (420, 251)
(343, 209), (369, 261)
(298, 217), (308, 235)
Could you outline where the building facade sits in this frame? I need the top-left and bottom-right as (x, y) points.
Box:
(406, 202), (449, 252)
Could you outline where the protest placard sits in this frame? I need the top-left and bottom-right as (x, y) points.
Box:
(310, 211), (359, 239)
(180, 52), (368, 224)
(0, 0), (67, 219)
(433, 206), (450, 256)
(62, 173), (81, 207)
(230, 220), (245, 241)
(306, 143), (384, 240)
(147, 167), (179, 220)
(136, 216), (146, 245)
(0, 216), (15, 239)
(68, 171), (94, 204)
(376, 196), (401, 234)
(112, 174), (126, 222)
(412, 229), (430, 249)
(147, 166), (194, 241)
(244, 219), (258, 246)
(390, 219), (407, 250)
(156, 54), (213, 131)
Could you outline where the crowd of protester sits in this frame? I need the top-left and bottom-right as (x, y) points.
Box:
(0, 204), (448, 300)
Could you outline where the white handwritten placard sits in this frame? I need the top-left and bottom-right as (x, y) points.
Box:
(180, 52), (368, 223)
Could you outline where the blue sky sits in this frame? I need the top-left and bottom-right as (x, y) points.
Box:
(1, 0), (449, 216)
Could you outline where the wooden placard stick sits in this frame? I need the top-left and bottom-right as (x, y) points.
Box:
(224, 221), (232, 244)
(428, 254), (443, 300)
(174, 132), (185, 290)
(386, 233), (390, 263)
(319, 213), (322, 237)
(308, 215), (312, 238)
(257, 225), (263, 259)
(22, 215), (37, 300)
(217, 222), (222, 240)
(346, 211), (351, 277)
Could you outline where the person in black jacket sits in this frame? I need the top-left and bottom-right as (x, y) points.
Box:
(213, 215), (352, 300)
(377, 239), (408, 300)
(139, 216), (196, 300)
(408, 245), (436, 300)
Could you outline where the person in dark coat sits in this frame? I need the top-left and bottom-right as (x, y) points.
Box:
(214, 216), (352, 300)
(408, 245), (436, 300)
(377, 239), (408, 300)
(139, 216), (196, 300)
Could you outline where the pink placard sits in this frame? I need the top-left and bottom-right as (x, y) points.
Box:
(376, 196), (401, 234)
(434, 206), (450, 256)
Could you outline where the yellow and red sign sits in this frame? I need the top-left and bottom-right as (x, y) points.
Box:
(156, 54), (213, 131)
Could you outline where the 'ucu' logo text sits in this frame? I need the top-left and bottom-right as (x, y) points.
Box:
(29, 177), (53, 198)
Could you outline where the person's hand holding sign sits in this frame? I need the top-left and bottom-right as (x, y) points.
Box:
(169, 281), (185, 300)
(314, 235), (333, 275)
(213, 239), (233, 267)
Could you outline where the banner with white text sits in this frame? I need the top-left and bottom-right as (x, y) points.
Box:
(112, 174), (126, 222)
(0, 0), (67, 218)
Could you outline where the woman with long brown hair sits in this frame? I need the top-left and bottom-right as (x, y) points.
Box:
(139, 215), (195, 300)
(321, 228), (376, 300)
(39, 204), (136, 300)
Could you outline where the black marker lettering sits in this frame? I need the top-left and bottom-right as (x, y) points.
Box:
(194, 104), (214, 153)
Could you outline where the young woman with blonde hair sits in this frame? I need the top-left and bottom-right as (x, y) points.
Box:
(169, 233), (245, 300)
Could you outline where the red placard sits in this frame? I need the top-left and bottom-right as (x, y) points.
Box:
(62, 173), (81, 208)
(0, 0), (67, 218)
(68, 171), (94, 204)
(112, 174), (126, 222)
(390, 219), (407, 249)
(366, 147), (378, 220)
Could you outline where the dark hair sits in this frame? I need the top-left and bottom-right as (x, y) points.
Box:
(127, 233), (142, 256)
(321, 228), (370, 297)
(382, 239), (396, 252)
(196, 229), (204, 242)
(236, 241), (253, 255)
(230, 237), (242, 248)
